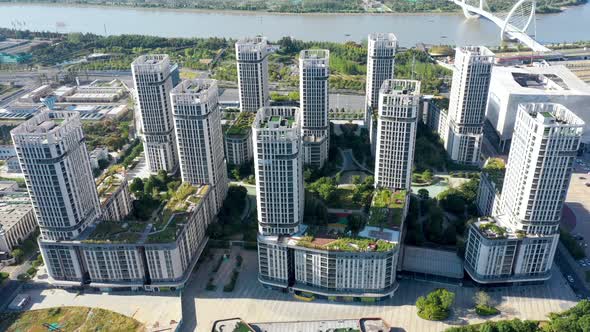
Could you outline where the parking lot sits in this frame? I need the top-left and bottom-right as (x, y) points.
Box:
(181, 248), (577, 332)
(564, 153), (590, 256)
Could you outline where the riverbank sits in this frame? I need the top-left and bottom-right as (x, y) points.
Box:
(0, 1), (462, 16)
(1, 0), (587, 15)
(1, 2), (588, 45)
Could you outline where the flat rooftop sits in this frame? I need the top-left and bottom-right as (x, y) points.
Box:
(492, 65), (590, 94)
(300, 49), (329, 61)
(226, 111), (255, 137)
(0, 192), (33, 229)
(287, 223), (399, 253)
(260, 114), (296, 129)
(483, 158), (505, 192)
(381, 79), (421, 96)
(369, 189), (407, 230)
(82, 184), (209, 244)
(96, 169), (126, 205)
(174, 79), (216, 94)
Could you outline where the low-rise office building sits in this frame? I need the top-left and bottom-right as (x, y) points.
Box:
(40, 184), (213, 290)
(423, 98), (449, 138)
(258, 188), (407, 300)
(0, 191), (37, 253)
(464, 216), (557, 283)
(224, 112), (255, 166)
(96, 169), (133, 222)
(0, 145), (16, 160)
(486, 65), (590, 151)
(476, 158), (505, 217)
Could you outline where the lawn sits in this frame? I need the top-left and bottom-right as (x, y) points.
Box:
(328, 187), (362, 210)
(0, 307), (143, 332)
(369, 189), (406, 229)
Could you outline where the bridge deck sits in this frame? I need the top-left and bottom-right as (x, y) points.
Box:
(452, 0), (551, 52)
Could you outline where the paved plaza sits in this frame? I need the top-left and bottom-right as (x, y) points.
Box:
(182, 248), (577, 332)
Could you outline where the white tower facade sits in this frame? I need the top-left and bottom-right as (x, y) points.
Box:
(366, 33), (397, 154)
(253, 107), (303, 236)
(131, 54), (179, 174)
(444, 46), (494, 165)
(299, 49), (330, 169)
(236, 36), (269, 112)
(11, 111), (101, 242)
(374, 79), (421, 191)
(464, 103), (584, 283)
(170, 79), (228, 213)
(501, 103), (583, 234)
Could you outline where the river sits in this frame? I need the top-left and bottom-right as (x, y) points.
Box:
(0, 3), (589, 46)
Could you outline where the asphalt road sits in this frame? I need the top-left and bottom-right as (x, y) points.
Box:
(555, 248), (590, 299)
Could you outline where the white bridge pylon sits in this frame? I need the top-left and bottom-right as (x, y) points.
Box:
(452, 0), (551, 52)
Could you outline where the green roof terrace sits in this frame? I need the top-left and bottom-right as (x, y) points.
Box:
(482, 158), (506, 192)
(260, 115), (295, 129)
(225, 111), (255, 137)
(292, 223), (398, 253)
(368, 189), (407, 229)
(83, 183), (209, 244)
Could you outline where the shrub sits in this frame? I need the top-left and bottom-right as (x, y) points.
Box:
(212, 256), (223, 273)
(223, 269), (240, 292)
(416, 288), (455, 321)
(26, 267), (37, 276)
(206, 277), (216, 291)
(236, 255), (243, 267)
(475, 304), (499, 316)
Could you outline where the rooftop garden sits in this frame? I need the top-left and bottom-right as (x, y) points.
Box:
(225, 112), (255, 137)
(432, 97), (449, 110)
(261, 115), (295, 128)
(147, 213), (188, 243)
(96, 168), (125, 198)
(478, 222), (507, 239)
(296, 234), (395, 253)
(368, 189), (406, 229)
(483, 158), (505, 191)
(83, 220), (144, 244)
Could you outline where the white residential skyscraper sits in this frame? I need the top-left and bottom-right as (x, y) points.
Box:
(501, 103), (583, 234)
(365, 33), (397, 154)
(299, 49), (330, 169)
(464, 103), (584, 283)
(171, 79), (228, 213)
(444, 46), (494, 164)
(131, 54), (179, 174)
(374, 79), (421, 191)
(253, 107), (303, 236)
(11, 111), (101, 242)
(236, 36), (269, 112)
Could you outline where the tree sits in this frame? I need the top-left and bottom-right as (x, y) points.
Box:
(231, 167), (241, 181)
(352, 175), (361, 185)
(416, 288), (455, 321)
(308, 177), (337, 203)
(129, 178), (144, 193)
(418, 188), (429, 200)
(335, 172), (342, 184)
(346, 214), (365, 235)
(423, 169), (433, 182)
(11, 248), (24, 263)
(474, 290), (492, 308)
